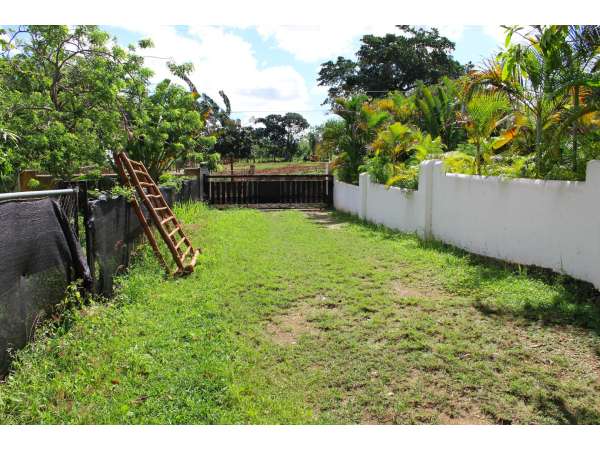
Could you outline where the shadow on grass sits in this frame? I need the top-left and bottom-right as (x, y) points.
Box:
(328, 209), (600, 335)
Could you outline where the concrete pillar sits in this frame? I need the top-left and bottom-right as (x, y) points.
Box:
(418, 160), (443, 240)
(358, 172), (369, 220)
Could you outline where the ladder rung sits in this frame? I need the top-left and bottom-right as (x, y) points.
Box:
(168, 227), (180, 238)
(140, 182), (155, 187)
(181, 246), (191, 259)
(147, 194), (162, 198)
(175, 237), (186, 249)
(160, 216), (174, 225)
(155, 207), (168, 212)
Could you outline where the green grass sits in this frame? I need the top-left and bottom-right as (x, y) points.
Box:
(2, 204), (600, 424)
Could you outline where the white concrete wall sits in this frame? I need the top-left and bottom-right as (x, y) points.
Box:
(333, 159), (600, 289)
(361, 172), (427, 237)
(333, 179), (361, 216)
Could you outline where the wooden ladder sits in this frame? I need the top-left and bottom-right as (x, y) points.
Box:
(115, 152), (200, 275)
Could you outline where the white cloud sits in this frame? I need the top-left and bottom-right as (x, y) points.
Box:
(256, 25), (399, 63)
(481, 25), (533, 47)
(430, 25), (466, 42)
(482, 25), (507, 46)
(116, 25), (311, 125)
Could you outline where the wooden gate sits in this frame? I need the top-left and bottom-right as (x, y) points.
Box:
(204, 174), (334, 207)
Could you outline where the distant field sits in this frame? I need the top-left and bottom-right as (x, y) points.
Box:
(217, 160), (328, 175)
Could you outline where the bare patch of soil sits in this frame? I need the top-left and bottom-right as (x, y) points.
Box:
(391, 279), (442, 299)
(266, 303), (321, 345)
(304, 210), (348, 229)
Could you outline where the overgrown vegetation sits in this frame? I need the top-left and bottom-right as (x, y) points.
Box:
(1, 205), (599, 424)
(321, 26), (600, 187)
(0, 26), (222, 191)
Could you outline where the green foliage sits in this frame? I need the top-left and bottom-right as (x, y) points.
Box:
(316, 119), (345, 161)
(462, 91), (511, 175)
(109, 184), (135, 200)
(255, 113), (310, 161)
(474, 25), (600, 178)
(318, 26), (466, 102)
(414, 77), (466, 150)
(214, 120), (255, 160)
(26, 178), (40, 190)
(330, 95), (392, 183)
(125, 79), (205, 180)
(362, 122), (443, 188)
(157, 172), (187, 191)
(325, 25), (598, 184)
(0, 26), (152, 184)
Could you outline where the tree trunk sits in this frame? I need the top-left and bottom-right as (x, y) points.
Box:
(535, 112), (543, 177)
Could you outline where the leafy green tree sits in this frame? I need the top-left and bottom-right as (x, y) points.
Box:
(255, 112), (309, 160)
(0, 25), (152, 183)
(316, 119), (345, 161)
(125, 79), (205, 180)
(543, 26), (600, 173)
(318, 26), (466, 102)
(214, 120), (256, 161)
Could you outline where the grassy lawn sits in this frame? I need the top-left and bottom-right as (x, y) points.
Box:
(1, 204), (600, 424)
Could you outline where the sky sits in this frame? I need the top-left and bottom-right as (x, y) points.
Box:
(103, 25), (510, 127)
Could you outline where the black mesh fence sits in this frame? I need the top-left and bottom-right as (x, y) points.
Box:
(0, 198), (91, 374)
(87, 185), (179, 297)
(0, 172), (206, 375)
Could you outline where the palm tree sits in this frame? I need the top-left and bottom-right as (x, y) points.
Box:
(414, 77), (465, 151)
(473, 26), (599, 177)
(461, 92), (510, 175)
(331, 95), (390, 183)
(546, 26), (600, 172)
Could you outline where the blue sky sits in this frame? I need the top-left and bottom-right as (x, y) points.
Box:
(103, 25), (508, 126)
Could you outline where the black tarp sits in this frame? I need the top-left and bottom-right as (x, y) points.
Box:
(0, 198), (91, 374)
(177, 179), (202, 203)
(88, 196), (142, 297)
(88, 186), (175, 297)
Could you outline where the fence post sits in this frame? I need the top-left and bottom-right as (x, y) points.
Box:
(199, 165), (209, 202)
(81, 181), (95, 293)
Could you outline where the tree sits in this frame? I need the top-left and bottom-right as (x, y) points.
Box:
(316, 119), (345, 161)
(281, 112), (309, 160)
(414, 77), (466, 151)
(125, 79), (205, 180)
(544, 26), (600, 173)
(255, 112), (309, 160)
(474, 26), (599, 177)
(364, 122), (443, 188)
(330, 95), (390, 183)
(461, 92), (511, 175)
(213, 120), (256, 161)
(318, 26), (466, 102)
(0, 25), (152, 184)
